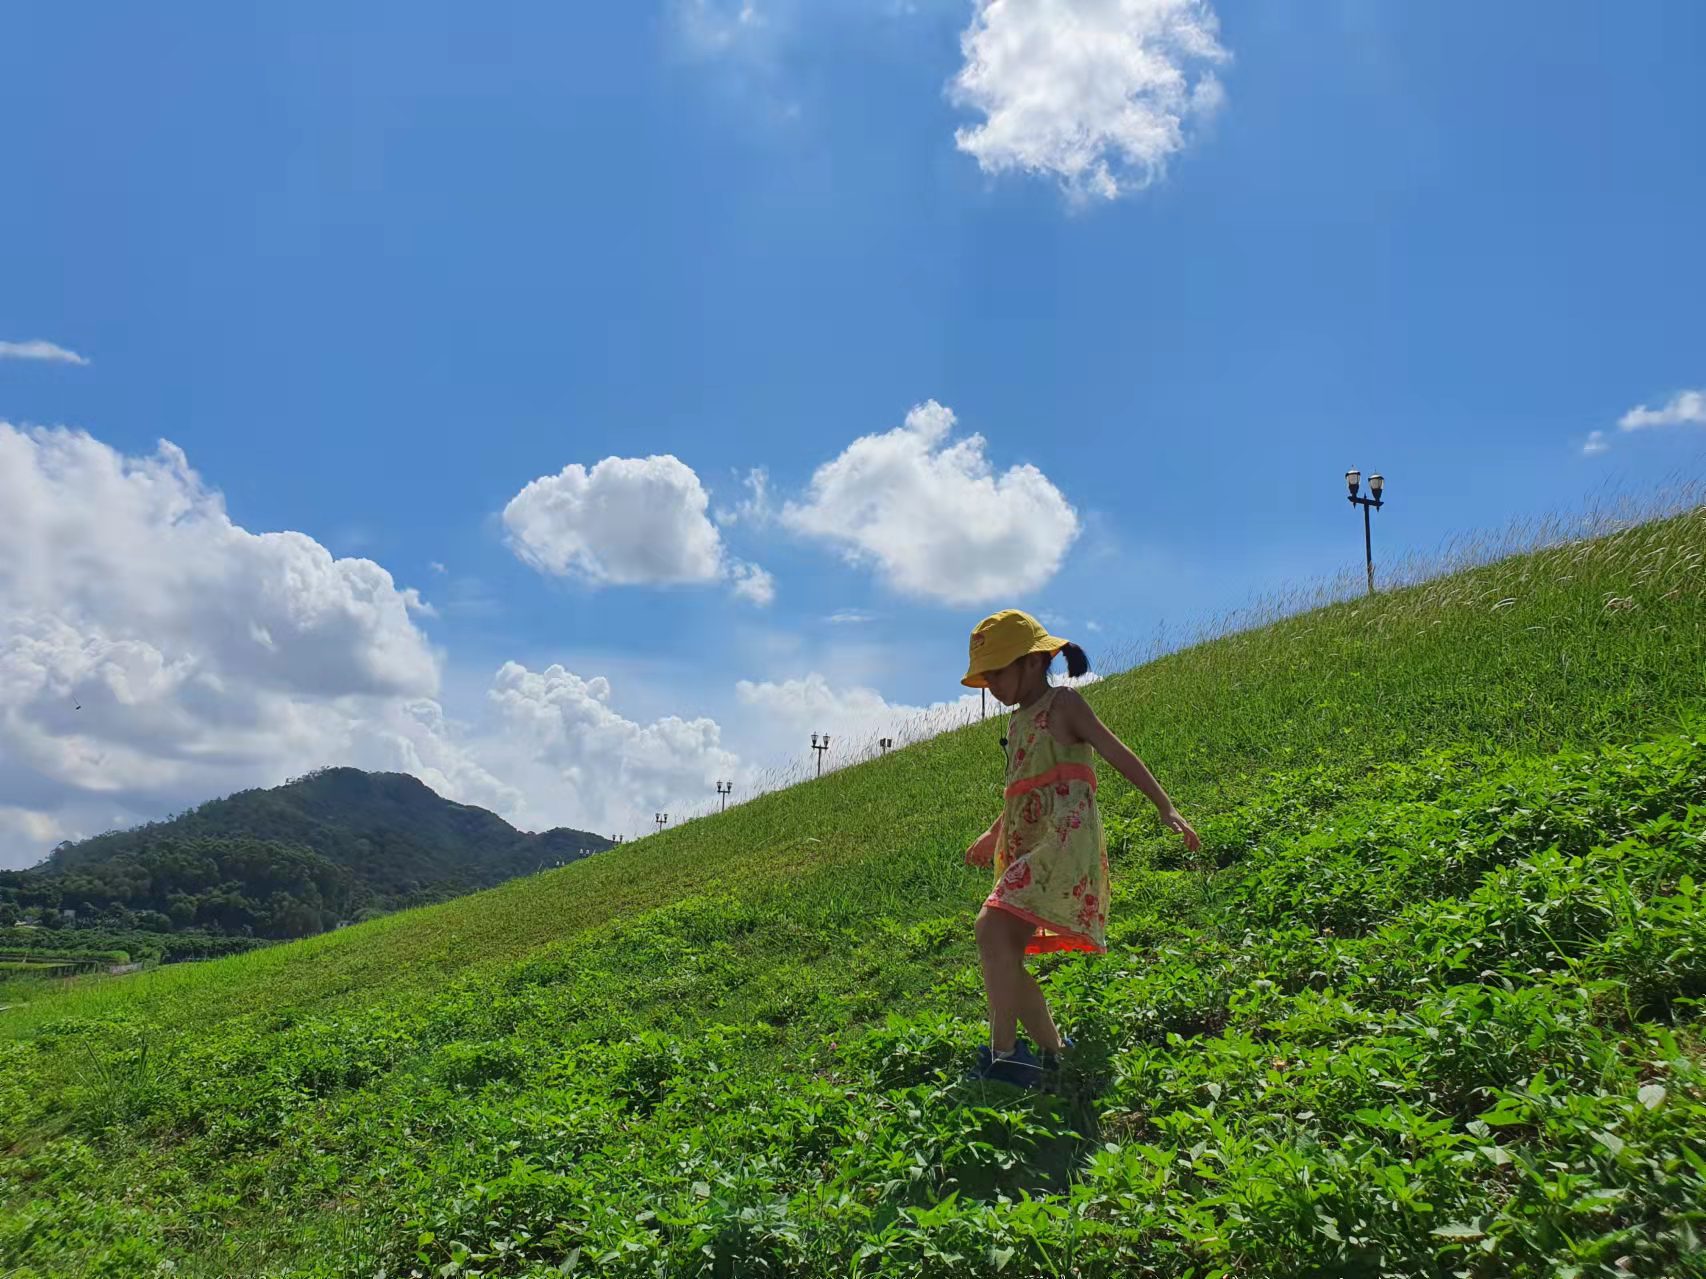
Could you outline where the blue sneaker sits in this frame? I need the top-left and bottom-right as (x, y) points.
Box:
(966, 1042), (1044, 1088)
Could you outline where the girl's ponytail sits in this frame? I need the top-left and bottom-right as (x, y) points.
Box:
(1059, 642), (1090, 680)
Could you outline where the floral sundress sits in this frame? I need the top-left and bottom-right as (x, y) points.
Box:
(985, 685), (1109, 954)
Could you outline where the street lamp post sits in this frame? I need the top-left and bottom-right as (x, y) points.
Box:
(655, 812), (669, 833)
(716, 780), (732, 812)
(878, 737), (894, 756)
(1345, 469), (1387, 595)
(810, 732), (831, 778)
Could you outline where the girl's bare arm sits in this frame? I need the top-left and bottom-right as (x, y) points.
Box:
(1056, 689), (1201, 850)
(965, 814), (1001, 865)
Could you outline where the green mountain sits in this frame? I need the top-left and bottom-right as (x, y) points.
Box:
(1, 768), (611, 938)
(2, 506), (1704, 1276)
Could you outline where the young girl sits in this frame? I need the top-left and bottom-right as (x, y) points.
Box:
(961, 609), (1200, 1086)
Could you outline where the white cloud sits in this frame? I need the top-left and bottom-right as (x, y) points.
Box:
(503, 452), (774, 606)
(0, 339), (89, 365)
(483, 662), (740, 834)
(949, 0), (1230, 201)
(827, 609), (876, 625)
(504, 454), (726, 585)
(1582, 430), (1610, 457)
(429, 560), (448, 574)
(781, 400), (1080, 605)
(1619, 389), (1706, 432)
(0, 427), (439, 703)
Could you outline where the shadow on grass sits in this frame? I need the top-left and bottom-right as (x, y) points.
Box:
(917, 1036), (1117, 1203)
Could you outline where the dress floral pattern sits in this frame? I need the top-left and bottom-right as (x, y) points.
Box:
(985, 686), (1109, 954)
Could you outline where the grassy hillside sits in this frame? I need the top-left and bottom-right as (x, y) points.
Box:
(2, 506), (1704, 1277)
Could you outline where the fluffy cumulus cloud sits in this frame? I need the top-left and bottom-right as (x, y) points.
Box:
(950, 0), (1229, 201)
(483, 663), (740, 832)
(504, 454), (725, 584)
(781, 400), (1080, 605)
(0, 339), (89, 365)
(503, 453), (772, 606)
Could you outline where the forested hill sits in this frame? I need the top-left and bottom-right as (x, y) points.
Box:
(0, 768), (611, 938)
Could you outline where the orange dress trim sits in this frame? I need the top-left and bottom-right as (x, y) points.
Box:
(1003, 762), (1097, 800)
(984, 899), (1102, 954)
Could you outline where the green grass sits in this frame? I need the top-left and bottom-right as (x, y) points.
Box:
(3, 504), (1705, 1278)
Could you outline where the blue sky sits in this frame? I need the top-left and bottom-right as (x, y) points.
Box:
(2, 1), (1703, 859)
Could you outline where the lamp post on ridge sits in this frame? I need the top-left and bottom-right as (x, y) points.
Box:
(879, 737), (894, 756)
(810, 732), (831, 778)
(654, 812), (668, 834)
(1345, 469), (1387, 596)
(716, 780), (732, 813)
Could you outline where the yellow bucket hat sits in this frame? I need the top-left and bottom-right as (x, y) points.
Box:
(961, 609), (1069, 688)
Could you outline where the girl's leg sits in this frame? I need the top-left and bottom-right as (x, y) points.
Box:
(1012, 964), (1064, 1056)
(975, 906), (1063, 1055)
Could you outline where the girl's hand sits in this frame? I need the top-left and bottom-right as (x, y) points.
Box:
(1160, 807), (1201, 852)
(964, 826), (997, 867)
